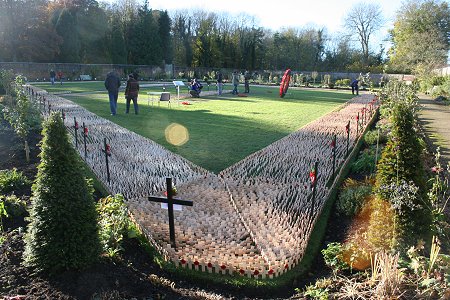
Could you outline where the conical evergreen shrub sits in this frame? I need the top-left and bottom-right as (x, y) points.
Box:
(376, 101), (431, 242)
(24, 112), (100, 274)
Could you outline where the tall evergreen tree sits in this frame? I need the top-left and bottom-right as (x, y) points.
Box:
(24, 112), (101, 274)
(158, 10), (172, 64)
(109, 17), (127, 64)
(55, 8), (80, 62)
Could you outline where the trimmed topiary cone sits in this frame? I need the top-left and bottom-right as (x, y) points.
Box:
(24, 112), (101, 274)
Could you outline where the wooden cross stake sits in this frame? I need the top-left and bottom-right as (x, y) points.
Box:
(73, 117), (79, 148)
(83, 122), (88, 160)
(346, 120), (350, 156)
(101, 137), (111, 183)
(148, 178), (193, 249)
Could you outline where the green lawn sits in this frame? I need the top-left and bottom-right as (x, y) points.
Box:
(31, 81), (191, 94)
(60, 85), (352, 173)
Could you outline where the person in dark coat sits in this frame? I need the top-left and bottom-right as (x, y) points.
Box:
(189, 78), (203, 98)
(216, 70), (223, 95)
(351, 79), (359, 95)
(104, 70), (121, 115)
(244, 70), (251, 93)
(125, 74), (140, 114)
(50, 69), (56, 85)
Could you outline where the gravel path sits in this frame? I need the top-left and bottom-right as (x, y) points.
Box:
(418, 94), (450, 166)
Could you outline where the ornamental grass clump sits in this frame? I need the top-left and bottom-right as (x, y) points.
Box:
(24, 112), (101, 274)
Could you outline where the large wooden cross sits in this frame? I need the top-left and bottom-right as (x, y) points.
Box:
(148, 177), (193, 249)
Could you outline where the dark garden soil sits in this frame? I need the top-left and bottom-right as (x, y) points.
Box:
(0, 121), (353, 300)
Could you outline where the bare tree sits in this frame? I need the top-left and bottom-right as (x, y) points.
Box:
(344, 2), (383, 65)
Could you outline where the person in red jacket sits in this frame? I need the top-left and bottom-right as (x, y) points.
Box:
(125, 74), (140, 114)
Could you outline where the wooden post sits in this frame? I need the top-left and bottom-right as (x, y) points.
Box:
(356, 112), (359, 136)
(73, 117), (79, 148)
(102, 138), (111, 183)
(346, 120), (350, 156)
(374, 128), (380, 173)
(83, 122), (88, 160)
(331, 134), (336, 180)
(310, 160), (319, 217)
(148, 178), (193, 249)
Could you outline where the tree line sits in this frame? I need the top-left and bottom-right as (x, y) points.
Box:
(0, 0), (448, 74)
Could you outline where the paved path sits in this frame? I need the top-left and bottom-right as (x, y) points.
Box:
(418, 94), (450, 166)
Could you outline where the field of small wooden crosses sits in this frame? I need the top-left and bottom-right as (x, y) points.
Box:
(1, 79), (448, 299)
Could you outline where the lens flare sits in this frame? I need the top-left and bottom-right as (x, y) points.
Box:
(165, 123), (189, 146)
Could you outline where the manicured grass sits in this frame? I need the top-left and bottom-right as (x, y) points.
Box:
(31, 81), (188, 94)
(62, 85), (352, 173)
(32, 81), (108, 93)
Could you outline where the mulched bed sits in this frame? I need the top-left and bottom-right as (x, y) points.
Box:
(0, 121), (351, 300)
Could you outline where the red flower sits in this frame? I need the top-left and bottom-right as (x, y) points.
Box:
(253, 270), (259, 275)
(239, 269), (245, 274)
(220, 265), (226, 270)
(207, 263), (213, 268)
(268, 269), (275, 275)
(194, 261), (199, 266)
(284, 264), (289, 269)
(180, 259), (186, 264)
(309, 170), (316, 184)
(431, 166), (443, 173)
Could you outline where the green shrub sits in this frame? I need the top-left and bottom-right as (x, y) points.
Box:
(376, 87), (431, 240)
(336, 184), (372, 216)
(0, 194), (27, 218)
(351, 147), (379, 174)
(24, 112), (101, 274)
(97, 194), (129, 257)
(0, 168), (31, 194)
(335, 79), (351, 87)
(364, 129), (387, 146)
(321, 242), (349, 274)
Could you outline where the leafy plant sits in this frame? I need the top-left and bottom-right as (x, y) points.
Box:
(24, 112), (101, 274)
(405, 238), (450, 298)
(0, 168), (31, 194)
(364, 129), (387, 146)
(427, 149), (450, 246)
(303, 284), (329, 300)
(336, 183), (372, 216)
(0, 200), (8, 231)
(0, 194), (27, 218)
(321, 242), (349, 275)
(366, 197), (397, 252)
(351, 147), (379, 174)
(97, 194), (129, 257)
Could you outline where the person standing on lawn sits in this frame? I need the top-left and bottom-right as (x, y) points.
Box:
(104, 70), (121, 116)
(232, 71), (239, 95)
(125, 74), (140, 114)
(216, 70), (223, 95)
(244, 70), (251, 93)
